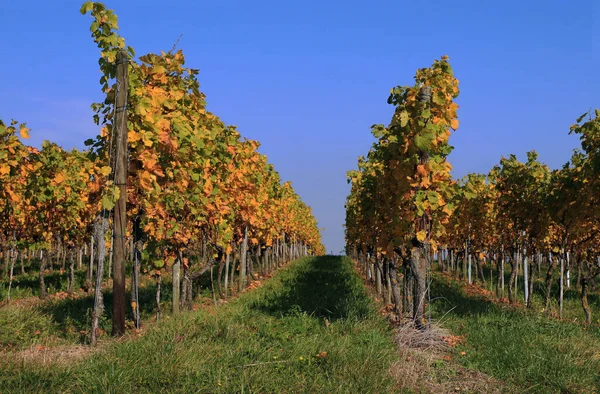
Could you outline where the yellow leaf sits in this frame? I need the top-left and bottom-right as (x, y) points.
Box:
(450, 119), (459, 130)
(19, 125), (30, 139)
(142, 131), (153, 147)
(100, 166), (111, 176)
(416, 230), (427, 242)
(128, 130), (142, 143)
(54, 173), (65, 184)
(430, 239), (438, 251)
(139, 170), (154, 190)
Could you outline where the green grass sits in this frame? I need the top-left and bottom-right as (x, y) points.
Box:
(0, 305), (69, 349)
(0, 257), (242, 348)
(0, 277), (174, 348)
(0, 256), (397, 393)
(431, 274), (600, 393)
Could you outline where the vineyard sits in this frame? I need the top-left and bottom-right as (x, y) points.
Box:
(345, 56), (600, 391)
(1, 2), (599, 394)
(345, 55), (600, 326)
(0, 1), (324, 346)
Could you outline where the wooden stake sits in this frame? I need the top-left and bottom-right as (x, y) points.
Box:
(112, 50), (129, 337)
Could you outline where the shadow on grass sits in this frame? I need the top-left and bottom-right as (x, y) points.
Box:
(0, 270), (89, 299)
(38, 281), (175, 342)
(248, 256), (372, 321)
(430, 275), (504, 317)
(3, 261), (222, 343)
(35, 268), (219, 342)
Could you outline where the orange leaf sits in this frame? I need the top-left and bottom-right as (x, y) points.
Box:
(451, 119), (459, 130)
(19, 125), (30, 139)
(128, 130), (142, 143)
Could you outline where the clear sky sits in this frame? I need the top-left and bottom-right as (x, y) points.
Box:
(1, 0), (598, 254)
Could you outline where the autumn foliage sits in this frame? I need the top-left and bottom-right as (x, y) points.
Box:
(346, 57), (600, 327)
(0, 2), (324, 329)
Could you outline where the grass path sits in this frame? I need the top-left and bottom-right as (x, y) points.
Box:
(6, 255), (597, 392)
(1, 256), (398, 393)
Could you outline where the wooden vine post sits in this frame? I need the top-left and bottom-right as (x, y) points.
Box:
(112, 49), (129, 337)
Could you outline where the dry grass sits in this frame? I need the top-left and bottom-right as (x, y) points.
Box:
(6, 344), (95, 366)
(394, 321), (451, 351)
(354, 269), (513, 394)
(390, 321), (511, 393)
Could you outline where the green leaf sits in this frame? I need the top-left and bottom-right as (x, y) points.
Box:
(413, 131), (435, 152)
(153, 65), (166, 74)
(426, 190), (439, 205)
(400, 111), (409, 127)
(371, 124), (385, 139)
(439, 144), (454, 155)
(153, 259), (164, 268)
(107, 12), (118, 27)
(101, 194), (115, 210)
(576, 112), (589, 123)
(80, 1), (93, 14)
(416, 203), (425, 217)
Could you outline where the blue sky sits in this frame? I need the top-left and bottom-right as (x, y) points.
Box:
(1, 0), (598, 254)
